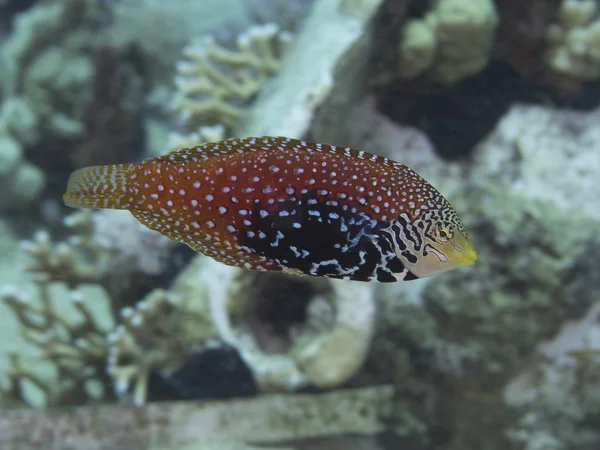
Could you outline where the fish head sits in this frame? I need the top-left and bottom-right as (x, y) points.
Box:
(400, 214), (477, 279)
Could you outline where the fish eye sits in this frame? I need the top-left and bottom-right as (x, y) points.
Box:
(434, 223), (453, 243)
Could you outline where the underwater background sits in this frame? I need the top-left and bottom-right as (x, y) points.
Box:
(1, 0), (600, 449)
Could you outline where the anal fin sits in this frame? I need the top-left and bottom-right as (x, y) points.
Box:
(130, 209), (283, 272)
(130, 209), (184, 242)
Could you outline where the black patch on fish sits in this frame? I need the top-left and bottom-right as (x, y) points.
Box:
(241, 191), (388, 281)
(403, 271), (419, 281)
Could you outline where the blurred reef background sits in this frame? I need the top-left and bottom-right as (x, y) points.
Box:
(1, 0), (600, 449)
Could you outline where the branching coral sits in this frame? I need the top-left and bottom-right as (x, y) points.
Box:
(0, 282), (110, 407)
(200, 259), (376, 392)
(0, 228), (113, 407)
(18, 210), (174, 295)
(107, 288), (216, 406)
(0, 211), (212, 408)
(169, 23), (292, 149)
(24, 216), (106, 288)
(396, 0), (499, 84)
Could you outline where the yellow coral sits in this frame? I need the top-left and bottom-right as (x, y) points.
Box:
(545, 0), (600, 80)
(397, 20), (437, 79)
(397, 0), (498, 84)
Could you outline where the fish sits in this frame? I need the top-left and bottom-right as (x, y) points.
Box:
(63, 136), (477, 282)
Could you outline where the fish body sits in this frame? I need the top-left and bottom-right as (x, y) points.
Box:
(63, 136), (477, 282)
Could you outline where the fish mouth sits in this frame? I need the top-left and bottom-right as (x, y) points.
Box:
(453, 236), (478, 266)
(460, 245), (478, 266)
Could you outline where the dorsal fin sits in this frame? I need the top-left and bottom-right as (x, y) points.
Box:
(156, 136), (297, 164)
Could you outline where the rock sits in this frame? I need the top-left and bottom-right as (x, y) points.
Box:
(370, 103), (600, 448)
(470, 103), (600, 222)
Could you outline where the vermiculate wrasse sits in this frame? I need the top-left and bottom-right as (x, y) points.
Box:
(63, 136), (477, 282)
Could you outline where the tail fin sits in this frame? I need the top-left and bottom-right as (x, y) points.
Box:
(63, 164), (131, 210)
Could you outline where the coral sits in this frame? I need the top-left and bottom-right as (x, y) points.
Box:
(0, 0), (90, 210)
(60, 210), (184, 314)
(0, 228), (114, 408)
(0, 0), (147, 210)
(0, 385), (394, 450)
(0, 78), (45, 211)
(1, 0), (86, 96)
(170, 23), (292, 147)
(103, 0), (251, 84)
(0, 96), (39, 147)
(22, 210), (174, 297)
(237, 0), (386, 138)
(107, 288), (215, 406)
(18, 222), (106, 295)
(166, 0), (322, 149)
(0, 0), (99, 137)
(493, 0), (561, 78)
(391, 0), (600, 94)
(396, 0), (499, 84)
(396, 20), (437, 80)
(0, 128), (45, 211)
(200, 258), (376, 392)
(0, 286), (111, 408)
(0, 210), (208, 408)
(545, 0), (600, 81)
(383, 0), (600, 96)
(0, 1), (36, 35)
